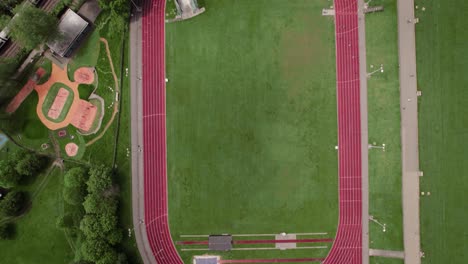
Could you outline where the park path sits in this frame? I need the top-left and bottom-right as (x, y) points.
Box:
(85, 38), (119, 146)
(357, 0), (369, 263)
(396, 0), (421, 263)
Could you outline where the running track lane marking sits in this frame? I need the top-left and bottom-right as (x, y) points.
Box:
(323, 0), (363, 263)
(142, 0), (184, 263)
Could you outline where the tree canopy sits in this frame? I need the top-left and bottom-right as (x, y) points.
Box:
(0, 160), (21, 188)
(9, 5), (59, 49)
(0, 190), (26, 216)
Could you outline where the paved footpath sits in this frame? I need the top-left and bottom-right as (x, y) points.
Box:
(357, 0), (369, 263)
(130, 7), (157, 264)
(396, 0), (421, 263)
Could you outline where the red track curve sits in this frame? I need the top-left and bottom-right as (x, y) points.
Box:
(142, 0), (184, 263)
(141, 0), (362, 263)
(322, 0), (363, 263)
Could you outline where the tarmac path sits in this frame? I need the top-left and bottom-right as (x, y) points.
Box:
(396, 0), (422, 263)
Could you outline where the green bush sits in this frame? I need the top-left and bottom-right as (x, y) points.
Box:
(0, 222), (15, 239)
(0, 190), (26, 216)
(0, 160), (21, 188)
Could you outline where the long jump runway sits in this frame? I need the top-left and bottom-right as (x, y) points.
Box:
(140, 0), (363, 263)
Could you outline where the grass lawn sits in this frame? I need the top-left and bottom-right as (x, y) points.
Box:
(41, 82), (75, 123)
(165, 0), (178, 18)
(166, 0), (337, 262)
(415, 0), (468, 263)
(10, 92), (54, 153)
(78, 83), (95, 100)
(0, 166), (74, 263)
(371, 257), (404, 264)
(68, 30), (101, 81)
(365, 0), (403, 250)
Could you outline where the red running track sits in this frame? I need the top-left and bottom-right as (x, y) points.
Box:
(142, 0), (183, 263)
(141, 0), (362, 263)
(322, 0), (363, 264)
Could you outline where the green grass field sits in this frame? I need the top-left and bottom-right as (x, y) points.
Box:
(0, 167), (74, 263)
(166, 0), (337, 262)
(416, 0), (468, 263)
(370, 257), (404, 264)
(365, 0), (404, 253)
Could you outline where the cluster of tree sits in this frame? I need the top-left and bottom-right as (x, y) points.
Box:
(8, 5), (59, 50)
(0, 0), (22, 16)
(57, 165), (127, 264)
(0, 149), (48, 188)
(0, 221), (15, 239)
(80, 165), (126, 264)
(98, 0), (129, 36)
(0, 190), (26, 240)
(0, 190), (26, 217)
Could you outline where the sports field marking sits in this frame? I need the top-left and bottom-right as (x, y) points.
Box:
(180, 246), (328, 251)
(143, 113), (165, 118)
(180, 232), (328, 238)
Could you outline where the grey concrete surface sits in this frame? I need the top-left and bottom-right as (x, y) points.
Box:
(358, 0), (370, 263)
(396, 0), (421, 263)
(369, 249), (405, 259)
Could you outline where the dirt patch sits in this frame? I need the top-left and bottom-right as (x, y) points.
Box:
(6, 68), (46, 113)
(74, 67), (95, 84)
(47, 88), (70, 119)
(65, 142), (79, 157)
(279, 14), (325, 100)
(71, 100), (97, 132)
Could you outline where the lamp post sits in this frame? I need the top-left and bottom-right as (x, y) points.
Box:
(130, 0), (142, 12)
(367, 64), (384, 78)
(368, 142), (386, 151)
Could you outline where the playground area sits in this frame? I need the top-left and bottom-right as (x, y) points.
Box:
(34, 63), (99, 132)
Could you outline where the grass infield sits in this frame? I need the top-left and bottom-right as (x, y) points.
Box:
(166, 0), (337, 262)
(365, 0), (404, 253)
(416, 0), (468, 263)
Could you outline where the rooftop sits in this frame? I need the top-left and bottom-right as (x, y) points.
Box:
(47, 9), (89, 57)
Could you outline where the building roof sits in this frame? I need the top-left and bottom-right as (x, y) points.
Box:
(208, 235), (232, 251)
(47, 9), (88, 57)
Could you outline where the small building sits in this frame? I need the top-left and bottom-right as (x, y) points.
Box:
(208, 235), (232, 251)
(193, 256), (219, 264)
(47, 9), (89, 57)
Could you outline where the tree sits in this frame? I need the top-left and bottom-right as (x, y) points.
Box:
(0, 0), (21, 16)
(106, 228), (123, 245)
(9, 6), (59, 49)
(87, 165), (113, 194)
(0, 160), (21, 188)
(64, 167), (87, 188)
(83, 193), (117, 214)
(56, 213), (74, 229)
(63, 186), (86, 205)
(98, 0), (129, 15)
(0, 222), (15, 239)
(14, 152), (45, 177)
(0, 190), (25, 216)
(81, 239), (113, 262)
(96, 248), (118, 264)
